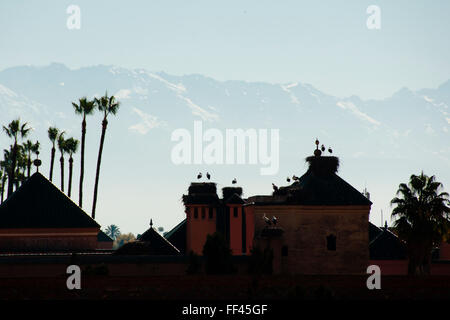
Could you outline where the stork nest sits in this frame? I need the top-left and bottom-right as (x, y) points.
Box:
(305, 156), (339, 176)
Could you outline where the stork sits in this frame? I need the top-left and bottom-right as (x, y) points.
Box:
(272, 216), (278, 225)
(206, 172), (211, 180)
(263, 213), (271, 225)
(286, 176), (291, 183)
(328, 147), (333, 154)
(272, 183), (279, 192)
(321, 144), (325, 152)
(232, 178), (237, 184)
(197, 172), (202, 180)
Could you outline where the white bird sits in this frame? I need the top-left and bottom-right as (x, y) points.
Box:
(232, 178), (237, 184)
(263, 213), (271, 225)
(272, 216), (278, 225)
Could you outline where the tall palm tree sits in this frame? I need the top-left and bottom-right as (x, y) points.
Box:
(104, 224), (121, 240)
(391, 172), (450, 275)
(65, 137), (79, 198)
(57, 132), (67, 192)
(23, 140), (39, 178)
(72, 97), (96, 208)
(3, 119), (31, 197)
(0, 167), (6, 203)
(48, 127), (59, 182)
(91, 92), (120, 219)
(31, 140), (40, 174)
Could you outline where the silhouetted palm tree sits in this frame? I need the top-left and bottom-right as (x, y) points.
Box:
(91, 92), (120, 219)
(104, 224), (121, 240)
(0, 167), (6, 203)
(65, 137), (79, 198)
(391, 172), (450, 275)
(48, 127), (59, 182)
(57, 132), (67, 192)
(72, 97), (96, 208)
(3, 119), (31, 197)
(23, 140), (39, 178)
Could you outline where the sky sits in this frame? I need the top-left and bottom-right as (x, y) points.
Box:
(0, 1), (449, 234)
(0, 0), (449, 99)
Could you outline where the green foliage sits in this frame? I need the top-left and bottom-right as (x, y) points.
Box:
(202, 232), (236, 274)
(186, 251), (202, 274)
(391, 172), (450, 275)
(104, 224), (121, 240)
(113, 232), (135, 249)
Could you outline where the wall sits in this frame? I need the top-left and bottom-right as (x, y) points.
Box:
(252, 205), (370, 274)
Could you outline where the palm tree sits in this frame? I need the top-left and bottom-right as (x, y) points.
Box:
(72, 97), (96, 208)
(391, 172), (450, 275)
(3, 119), (31, 197)
(91, 92), (120, 219)
(65, 137), (79, 198)
(0, 167), (6, 203)
(57, 132), (67, 192)
(48, 127), (60, 182)
(23, 140), (39, 178)
(31, 141), (40, 174)
(104, 224), (121, 240)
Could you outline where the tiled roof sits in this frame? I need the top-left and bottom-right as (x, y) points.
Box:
(369, 223), (407, 260)
(164, 219), (186, 253)
(116, 226), (180, 255)
(0, 172), (99, 229)
(97, 231), (113, 242)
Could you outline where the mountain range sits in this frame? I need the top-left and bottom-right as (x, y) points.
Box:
(0, 63), (448, 233)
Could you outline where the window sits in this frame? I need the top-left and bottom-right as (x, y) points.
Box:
(208, 207), (214, 219)
(233, 207), (238, 218)
(201, 207), (206, 219)
(281, 245), (289, 257)
(194, 207), (198, 219)
(327, 234), (336, 251)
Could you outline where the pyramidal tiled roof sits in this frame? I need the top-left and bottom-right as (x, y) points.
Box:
(116, 226), (180, 255)
(248, 156), (372, 206)
(0, 172), (99, 229)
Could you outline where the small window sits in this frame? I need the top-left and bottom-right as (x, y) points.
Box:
(233, 207), (238, 218)
(281, 245), (289, 257)
(327, 234), (336, 251)
(194, 207), (198, 219)
(201, 207), (206, 219)
(208, 207), (214, 219)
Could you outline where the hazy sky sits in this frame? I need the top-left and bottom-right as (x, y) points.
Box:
(1, 0), (449, 99)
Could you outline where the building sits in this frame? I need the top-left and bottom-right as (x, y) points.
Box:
(0, 172), (102, 252)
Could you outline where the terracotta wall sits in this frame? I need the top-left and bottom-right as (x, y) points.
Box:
(252, 205), (370, 274)
(186, 205), (216, 255)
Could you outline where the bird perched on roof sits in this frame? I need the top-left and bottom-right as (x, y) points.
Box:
(286, 176), (291, 183)
(328, 147), (333, 154)
(272, 216), (278, 225)
(321, 144), (325, 152)
(263, 213), (271, 225)
(206, 172), (211, 180)
(292, 175), (299, 181)
(232, 178), (237, 184)
(272, 183), (278, 192)
(197, 172), (202, 179)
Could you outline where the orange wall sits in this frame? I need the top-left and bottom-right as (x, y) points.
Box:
(186, 205), (216, 255)
(228, 205), (242, 255)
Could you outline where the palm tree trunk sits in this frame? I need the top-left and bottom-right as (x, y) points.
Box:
(79, 117), (86, 207)
(68, 156), (73, 198)
(60, 155), (65, 192)
(92, 119), (108, 219)
(27, 157), (31, 178)
(7, 143), (18, 198)
(49, 146), (55, 182)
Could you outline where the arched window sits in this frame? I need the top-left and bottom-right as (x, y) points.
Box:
(327, 234), (336, 251)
